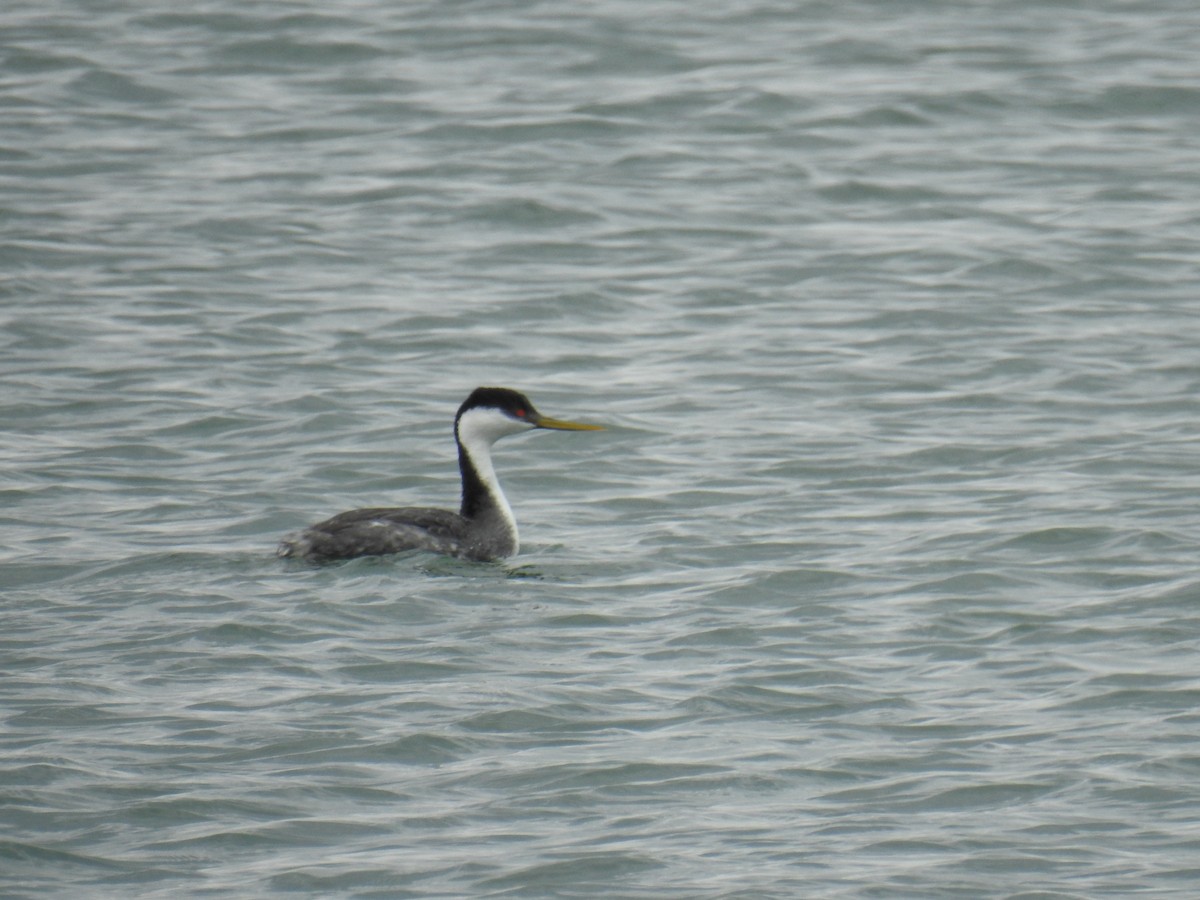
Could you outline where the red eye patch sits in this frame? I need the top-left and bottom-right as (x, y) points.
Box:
(515, 409), (526, 418)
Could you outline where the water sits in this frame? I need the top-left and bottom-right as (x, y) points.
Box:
(4, 0), (1200, 896)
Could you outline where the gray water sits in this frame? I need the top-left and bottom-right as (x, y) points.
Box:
(4, 1), (1200, 896)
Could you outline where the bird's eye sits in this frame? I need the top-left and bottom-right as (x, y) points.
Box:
(514, 409), (526, 418)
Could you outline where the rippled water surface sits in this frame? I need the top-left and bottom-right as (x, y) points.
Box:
(5, 1), (1200, 896)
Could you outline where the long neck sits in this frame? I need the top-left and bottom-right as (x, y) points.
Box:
(457, 431), (517, 537)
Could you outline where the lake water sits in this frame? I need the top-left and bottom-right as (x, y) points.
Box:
(4, 0), (1200, 896)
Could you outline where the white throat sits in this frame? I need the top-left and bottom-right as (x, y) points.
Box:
(456, 406), (534, 547)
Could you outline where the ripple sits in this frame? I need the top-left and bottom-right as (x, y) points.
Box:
(6, 0), (1200, 897)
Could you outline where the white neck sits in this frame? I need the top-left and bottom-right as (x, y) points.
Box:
(456, 406), (533, 550)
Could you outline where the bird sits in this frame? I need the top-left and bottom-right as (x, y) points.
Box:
(277, 386), (603, 562)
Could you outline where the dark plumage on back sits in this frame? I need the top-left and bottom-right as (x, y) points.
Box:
(277, 387), (602, 563)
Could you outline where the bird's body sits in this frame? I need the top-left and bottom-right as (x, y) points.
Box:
(277, 387), (601, 562)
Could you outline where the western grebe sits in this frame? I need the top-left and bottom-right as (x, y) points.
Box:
(277, 386), (603, 562)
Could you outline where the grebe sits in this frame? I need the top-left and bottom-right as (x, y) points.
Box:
(277, 387), (602, 562)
